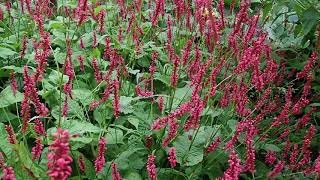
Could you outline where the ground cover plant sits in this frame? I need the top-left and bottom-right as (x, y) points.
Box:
(0, 0), (319, 179)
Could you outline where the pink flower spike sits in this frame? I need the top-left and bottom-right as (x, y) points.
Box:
(47, 128), (73, 180)
(168, 147), (177, 168)
(111, 162), (122, 180)
(267, 161), (285, 178)
(32, 138), (43, 160)
(2, 166), (15, 180)
(94, 138), (106, 174)
(147, 154), (157, 180)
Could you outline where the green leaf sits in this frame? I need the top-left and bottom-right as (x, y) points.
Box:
(300, 6), (320, 35)
(0, 109), (18, 122)
(0, 123), (13, 157)
(124, 170), (143, 180)
(0, 86), (23, 108)
(127, 117), (139, 129)
(72, 89), (95, 106)
(105, 128), (124, 144)
(50, 120), (102, 134)
(17, 142), (44, 178)
(48, 70), (69, 85)
(0, 47), (17, 59)
(173, 127), (208, 166)
(263, 144), (281, 152)
(120, 96), (135, 114)
(154, 72), (170, 87)
(1, 66), (24, 74)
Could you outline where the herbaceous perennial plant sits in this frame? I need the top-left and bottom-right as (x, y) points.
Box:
(0, 0), (319, 179)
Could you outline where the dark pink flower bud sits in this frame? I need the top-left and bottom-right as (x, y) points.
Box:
(5, 125), (16, 144)
(292, 98), (310, 115)
(34, 119), (46, 136)
(170, 55), (180, 87)
(315, 154), (320, 174)
(205, 137), (221, 155)
(265, 151), (276, 165)
(296, 52), (318, 80)
(277, 128), (290, 141)
(162, 119), (179, 147)
(77, 55), (85, 72)
(92, 58), (103, 83)
(92, 31), (97, 48)
(157, 96), (164, 113)
(302, 125), (316, 153)
(289, 144), (299, 167)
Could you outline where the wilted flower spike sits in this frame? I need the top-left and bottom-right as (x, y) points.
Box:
(78, 156), (86, 173)
(10, 72), (17, 96)
(113, 79), (120, 118)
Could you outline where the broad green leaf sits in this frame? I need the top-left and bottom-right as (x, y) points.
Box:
(48, 70), (69, 85)
(124, 171), (143, 180)
(173, 127), (211, 166)
(120, 96), (135, 114)
(1, 66), (24, 74)
(105, 128), (124, 144)
(263, 144), (281, 152)
(0, 123), (13, 157)
(17, 142), (44, 178)
(52, 120), (102, 134)
(72, 89), (95, 106)
(0, 86), (23, 108)
(127, 117), (139, 129)
(300, 6), (320, 35)
(0, 109), (18, 122)
(0, 47), (17, 59)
